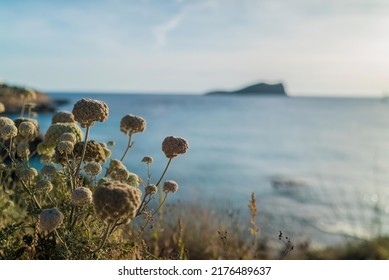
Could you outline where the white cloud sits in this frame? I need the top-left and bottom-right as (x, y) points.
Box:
(153, 14), (182, 49)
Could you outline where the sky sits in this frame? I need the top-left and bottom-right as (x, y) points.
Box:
(0, 0), (389, 96)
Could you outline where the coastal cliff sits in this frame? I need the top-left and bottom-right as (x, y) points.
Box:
(206, 82), (287, 96)
(0, 82), (66, 114)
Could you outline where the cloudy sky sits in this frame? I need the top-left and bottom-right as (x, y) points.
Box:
(1, 0), (388, 96)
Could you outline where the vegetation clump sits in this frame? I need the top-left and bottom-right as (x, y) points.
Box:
(0, 98), (189, 259)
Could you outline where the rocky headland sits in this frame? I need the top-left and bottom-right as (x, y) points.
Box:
(206, 82), (287, 96)
(0, 82), (67, 114)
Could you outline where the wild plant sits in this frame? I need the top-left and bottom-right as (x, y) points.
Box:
(0, 95), (189, 259)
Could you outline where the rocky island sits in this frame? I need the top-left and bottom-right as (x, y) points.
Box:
(0, 82), (67, 114)
(206, 82), (287, 96)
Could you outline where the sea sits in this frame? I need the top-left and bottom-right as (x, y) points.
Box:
(30, 93), (389, 248)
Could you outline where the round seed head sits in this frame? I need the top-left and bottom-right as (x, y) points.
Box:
(20, 88), (37, 100)
(59, 133), (77, 144)
(162, 136), (189, 158)
(41, 164), (57, 177)
(106, 159), (126, 176)
(145, 184), (158, 195)
(72, 98), (109, 127)
(84, 161), (102, 176)
(98, 177), (111, 186)
(141, 156), (153, 164)
(0, 124), (17, 139)
(93, 181), (142, 224)
(73, 140), (106, 163)
(39, 122), (83, 155)
(110, 168), (130, 181)
(0, 102), (5, 113)
(16, 141), (30, 158)
(17, 167), (38, 181)
(36, 179), (53, 193)
(107, 141), (115, 147)
(72, 187), (93, 206)
(57, 140), (74, 154)
(39, 208), (64, 232)
(127, 172), (140, 187)
(52, 111), (75, 124)
(103, 147), (112, 158)
(0, 117), (14, 128)
(120, 114), (146, 135)
(163, 180), (179, 193)
(14, 118), (40, 141)
(18, 121), (37, 139)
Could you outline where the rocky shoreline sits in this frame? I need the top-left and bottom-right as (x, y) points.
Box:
(0, 82), (68, 114)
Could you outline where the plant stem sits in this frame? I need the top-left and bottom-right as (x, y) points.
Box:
(120, 134), (133, 162)
(74, 126), (90, 187)
(92, 222), (113, 253)
(137, 192), (168, 239)
(155, 158), (172, 187)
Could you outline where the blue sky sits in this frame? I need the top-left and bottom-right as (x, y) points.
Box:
(1, 0), (388, 96)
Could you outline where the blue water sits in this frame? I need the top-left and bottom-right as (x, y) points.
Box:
(39, 93), (389, 247)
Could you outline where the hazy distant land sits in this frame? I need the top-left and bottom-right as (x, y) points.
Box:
(206, 82), (287, 96)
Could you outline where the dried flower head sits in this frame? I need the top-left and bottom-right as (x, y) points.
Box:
(0, 102), (5, 113)
(19, 88), (37, 100)
(145, 184), (158, 195)
(107, 141), (115, 147)
(98, 177), (111, 185)
(73, 140), (106, 163)
(106, 159), (126, 175)
(52, 111), (75, 124)
(14, 118), (39, 140)
(38, 123), (82, 155)
(163, 180), (179, 193)
(72, 98), (109, 127)
(36, 179), (53, 193)
(17, 166), (38, 181)
(39, 208), (64, 232)
(72, 187), (93, 206)
(60, 132), (77, 144)
(24, 102), (36, 109)
(141, 156), (153, 164)
(110, 168), (130, 181)
(0, 117), (14, 128)
(18, 121), (37, 139)
(57, 140), (74, 154)
(120, 114), (146, 135)
(127, 172), (140, 187)
(41, 164), (57, 177)
(17, 141), (30, 158)
(0, 124), (18, 139)
(103, 147), (112, 158)
(93, 181), (142, 224)
(84, 161), (102, 176)
(162, 136), (189, 158)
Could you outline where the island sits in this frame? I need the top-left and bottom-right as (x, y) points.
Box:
(0, 82), (68, 114)
(206, 82), (287, 96)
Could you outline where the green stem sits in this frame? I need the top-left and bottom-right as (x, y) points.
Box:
(137, 192), (168, 239)
(54, 229), (69, 252)
(120, 134), (133, 162)
(92, 222), (113, 253)
(146, 164), (151, 185)
(74, 126), (90, 187)
(155, 158), (172, 187)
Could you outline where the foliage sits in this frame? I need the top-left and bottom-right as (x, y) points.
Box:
(0, 96), (189, 259)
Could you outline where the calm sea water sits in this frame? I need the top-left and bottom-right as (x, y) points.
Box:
(39, 93), (389, 247)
